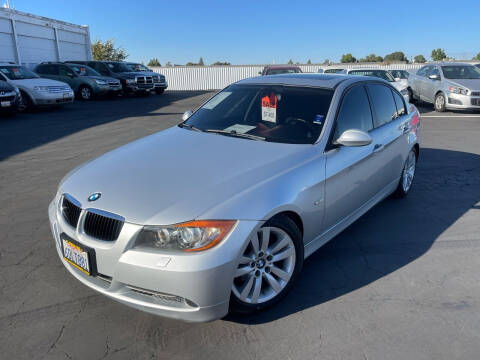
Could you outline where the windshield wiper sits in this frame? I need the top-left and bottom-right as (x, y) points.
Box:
(204, 129), (265, 141)
(178, 123), (203, 132)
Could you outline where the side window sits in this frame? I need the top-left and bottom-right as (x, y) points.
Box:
(417, 66), (429, 77)
(428, 67), (440, 78)
(392, 90), (406, 117)
(94, 63), (109, 75)
(333, 85), (373, 142)
(59, 65), (74, 77)
(35, 65), (47, 74)
(367, 84), (398, 127)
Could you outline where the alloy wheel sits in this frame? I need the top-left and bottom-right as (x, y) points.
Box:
(435, 94), (445, 110)
(232, 226), (296, 304)
(402, 150), (416, 192)
(81, 87), (91, 100)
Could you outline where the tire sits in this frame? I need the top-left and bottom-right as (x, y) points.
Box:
(393, 148), (417, 198)
(434, 92), (446, 112)
(408, 88), (416, 103)
(155, 89), (165, 95)
(78, 85), (93, 101)
(18, 91), (32, 112)
(230, 214), (303, 314)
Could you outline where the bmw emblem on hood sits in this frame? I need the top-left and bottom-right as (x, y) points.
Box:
(88, 192), (101, 202)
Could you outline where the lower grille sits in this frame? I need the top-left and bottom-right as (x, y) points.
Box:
(84, 211), (123, 241)
(470, 91), (480, 97)
(0, 95), (15, 101)
(62, 196), (81, 228)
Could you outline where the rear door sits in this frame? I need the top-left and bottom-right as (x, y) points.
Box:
(366, 83), (408, 187)
(324, 84), (381, 230)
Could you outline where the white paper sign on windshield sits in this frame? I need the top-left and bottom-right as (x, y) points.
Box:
(261, 94), (277, 123)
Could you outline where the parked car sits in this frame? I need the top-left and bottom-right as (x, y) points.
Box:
(475, 64), (480, 69)
(126, 62), (168, 95)
(346, 69), (409, 101)
(0, 78), (20, 115)
(408, 62), (480, 112)
(389, 69), (410, 80)
(68, 61), (154, 95)
(260, 66), (302, 75)
(0, 63), (74, 111)
(323, 68), (346, 74)
(34, 62), (122, 100)
(49, 73), (421, 322)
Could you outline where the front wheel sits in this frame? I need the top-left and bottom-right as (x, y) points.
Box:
(155, 89), (165, 95)
(230, 215), (303, 314)
(408, 88), (416, 103)
(393, 148), (417, 198)
(434, 92), (446, 112)
(18, 91), (32, 112)
(78, 85), (93, 101)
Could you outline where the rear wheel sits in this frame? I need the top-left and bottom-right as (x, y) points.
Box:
(434, 92), (446, 112)
(393, 148), (417, 198)
(230, 215), (303, 314)
(78, 85), (93, 100)
(408, 88), (416, 103)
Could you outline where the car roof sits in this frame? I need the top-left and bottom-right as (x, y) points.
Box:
(0, 63), (21, 66)
(236, 73), (375, 89)
(426, 62), (475, 67)
(347, 68), (387, 72)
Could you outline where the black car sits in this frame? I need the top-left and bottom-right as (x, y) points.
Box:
(0, 78), (20, 116)
(67, 61), (154, 95)
(126, 62), (168, 94)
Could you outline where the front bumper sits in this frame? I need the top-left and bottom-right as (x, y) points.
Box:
(154, 82), (168, 90)
(48, 199), (258, 322)
(446, 92), (480, 110)
(33, 90), (74, 105)
(124, 83), (155, 93)
(0, 94), (20, 112)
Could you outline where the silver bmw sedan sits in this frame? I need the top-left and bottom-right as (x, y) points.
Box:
(48, 74), (421, 322)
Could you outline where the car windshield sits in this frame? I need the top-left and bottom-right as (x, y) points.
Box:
(324, 69), (344, 73)
(0, 66), (39, 80)
(68, 64), (100, 77)
(349, 70), (395, 82)
(128, 63), (150, 72)
(182, 84), (333, 144)
(106, 62), (132, 73)
(390, 70), (409, 79)
(441, 65), (480, 79)
(266, 68), (302, 75)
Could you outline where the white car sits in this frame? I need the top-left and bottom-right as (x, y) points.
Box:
(0, 63), (74, 111)
(346, 69), (409, 101)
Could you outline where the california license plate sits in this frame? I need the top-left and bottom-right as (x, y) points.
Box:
(1, 101), (11, 107)
(61, 235), (96, 275)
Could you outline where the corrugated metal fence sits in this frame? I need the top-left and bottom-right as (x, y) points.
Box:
(150, 63), (426, 91)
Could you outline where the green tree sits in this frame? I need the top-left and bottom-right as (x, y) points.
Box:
(340, 53), (356, 63)
(212, 61), (231, 65)
(322, 59), (330, 65)
(288, 59), (294, 64)
(431, 48), (447, 61)
(198, 57), (205, 66)
(91, 39), (128, 61)
(147, 58), (161, 67)
(384, 51), (407, 62)
(472, 52), (480, 61)
(165, 61), (172, 67)
(307, 59), (312, 64)
(359, 53), (383, 62)
(414, 54), (427, 63)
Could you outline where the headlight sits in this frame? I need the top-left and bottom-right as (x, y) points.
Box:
(133, 220), (236, 252)
(93, 79), (107, 85)
(400, 88), (408, 95)
(448, 86), (468, 95)
(33, 86), (49, 91)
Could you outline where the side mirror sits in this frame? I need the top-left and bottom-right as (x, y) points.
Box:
(335, 129), (372, 147)
(429, 74), (440, 81)
(182, 110), (193, 121)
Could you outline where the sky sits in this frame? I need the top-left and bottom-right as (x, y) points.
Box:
(4, 0), (480, 65)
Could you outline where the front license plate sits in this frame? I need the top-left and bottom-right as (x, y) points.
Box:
(1, 101), (11, 107)
(61, 235), (96, 276)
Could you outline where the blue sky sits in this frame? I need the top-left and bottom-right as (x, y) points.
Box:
(6, 0), (480, 65)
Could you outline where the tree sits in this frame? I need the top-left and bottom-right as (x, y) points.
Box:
(472, 52), (480, 61)
(384, 51), (407, 62)
(147, 58), (161, 67)
(322, 59), (330, 65)
(307, 59), (312, 64)
(288, 59), (294, 64)
(91, 39), (128, 61)
(212, 61), (231, 65)
(198, 57), (205, 66)
(165, 61), (172, 67)
(431, 48), (447, 61)
(414, 54), (427, 63)
(359, 53), (383, 62)
(340, 53), (356, 63)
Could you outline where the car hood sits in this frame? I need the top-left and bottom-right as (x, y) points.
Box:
(59, 126), (313, 225)
(115, 72), (141, 80)
(0, 81), (15, 91)
(11, 77), (70, 89)
(446, 79), (480, 90)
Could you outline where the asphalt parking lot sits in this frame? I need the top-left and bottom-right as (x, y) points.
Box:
(1, 92), (479, 360)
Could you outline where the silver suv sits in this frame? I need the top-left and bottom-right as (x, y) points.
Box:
(408, 62), (480, 112)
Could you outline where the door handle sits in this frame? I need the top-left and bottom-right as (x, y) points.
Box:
(373, 144), (384, 153)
